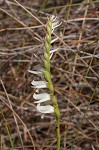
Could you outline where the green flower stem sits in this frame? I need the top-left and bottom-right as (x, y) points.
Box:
(42, 16), (61, 150)
(52, 96), (60, 150)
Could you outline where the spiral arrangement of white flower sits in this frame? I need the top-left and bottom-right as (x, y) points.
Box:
(28, 15), (61, 115)
(29, 15), (61, 150)
(28, 70), (54, 114)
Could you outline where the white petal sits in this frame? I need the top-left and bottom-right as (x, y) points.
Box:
(36, 103), (54, 113)
(32, 85), (47, 88)
(51, 15), (56, 20)
(52, 21), (59, 28)
(33, 93), (50, 100)
(50, 48), (59, 59)
(32, 80), (46, 86)
(51, 15), (57, 22)
(52, 21), (62, 29)
(31, 80), (47, 88)
(33, 93), (50, 103)
(28, 70), (42, 74)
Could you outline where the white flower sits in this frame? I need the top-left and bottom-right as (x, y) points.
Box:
(28, 70), (42, 74)
(36, 103), (54, 113)
(51, 15), (62, 31)
(52, 15), (57, 21)
(33, 93), (50, 103)
(50, 48), (59, 59)
(31, 80), (47, 88)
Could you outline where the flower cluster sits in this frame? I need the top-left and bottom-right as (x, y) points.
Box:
(28, 70), (54, 114)
(28, 16), (61, 115)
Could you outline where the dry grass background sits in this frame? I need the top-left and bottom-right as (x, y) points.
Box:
(0, 0), (99, 150)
